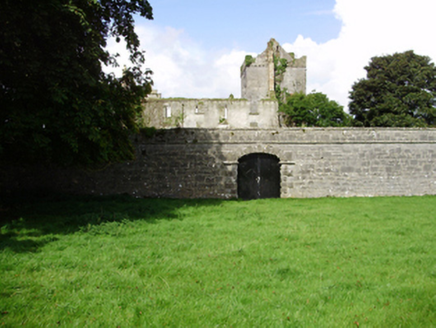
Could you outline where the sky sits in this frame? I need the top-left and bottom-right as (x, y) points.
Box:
(106, 0), (436, 111)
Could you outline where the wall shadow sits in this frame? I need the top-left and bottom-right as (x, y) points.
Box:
(0, 128), (234, 253)
(0, 193), (225, 253)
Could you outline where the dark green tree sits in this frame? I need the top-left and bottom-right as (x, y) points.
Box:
(279, 92), (352, 127)
(349, 51), (436, 127)
(0, 0), (153, 167)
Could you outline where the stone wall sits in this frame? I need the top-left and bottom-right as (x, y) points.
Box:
(143, 98), (279, 129)
(240, 56), (271, 101)
(240, 38), (306, 101)
(1, 128), (435, 198)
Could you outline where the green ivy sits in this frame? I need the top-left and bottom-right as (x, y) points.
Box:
(274, 56), (288, 77)
(244, 55), (256, 67)
(273, 55), (288, 103)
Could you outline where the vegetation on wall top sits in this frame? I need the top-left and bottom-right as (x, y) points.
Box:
(244, 55), (256, 68)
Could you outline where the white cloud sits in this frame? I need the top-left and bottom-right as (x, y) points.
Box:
(105, 25), (248, 98)
(106, 0), (436, 109)
(284, 0), (436, 109)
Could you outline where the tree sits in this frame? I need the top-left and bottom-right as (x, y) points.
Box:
(0, 0), (153, 167)
(349, 51), (436, 127)
(279, 92), (352, 127)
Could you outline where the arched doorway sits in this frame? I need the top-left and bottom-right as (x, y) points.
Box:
(237, 153), (280, 200)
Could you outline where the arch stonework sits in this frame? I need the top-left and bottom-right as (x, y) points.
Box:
(129, 128), (435, 199)
(2, 128), (435, 199)
(223, 146), (294, 199)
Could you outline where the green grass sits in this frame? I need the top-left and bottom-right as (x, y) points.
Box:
(1, 195), (435, 327)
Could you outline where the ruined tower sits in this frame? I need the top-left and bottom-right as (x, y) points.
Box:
(240, 38), (306, 101)
(143, 39), (306, 129)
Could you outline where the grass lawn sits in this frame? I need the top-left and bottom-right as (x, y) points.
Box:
(1, 195), (435, 327)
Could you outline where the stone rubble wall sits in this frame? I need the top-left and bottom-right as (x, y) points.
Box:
(1, 128), (435, 198)
(143, 99), (279, 129)
(240, 38), (307, 101)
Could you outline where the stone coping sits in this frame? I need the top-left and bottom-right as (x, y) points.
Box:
(141, 127), (436, 145)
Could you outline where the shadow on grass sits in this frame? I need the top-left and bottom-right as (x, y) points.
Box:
(0, 192), (225, 253)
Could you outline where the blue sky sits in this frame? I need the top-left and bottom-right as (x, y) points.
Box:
(107, 0), (436, 110)
(149, 0), (341, 51)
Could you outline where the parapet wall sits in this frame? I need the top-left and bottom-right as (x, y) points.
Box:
(143, 98), (279, 129)
(1, 128), (435, 198)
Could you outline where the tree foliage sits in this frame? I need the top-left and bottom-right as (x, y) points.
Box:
(279, 92), (352, 127)
(0, 0), (154, 167)
(349, 51), (436, 127)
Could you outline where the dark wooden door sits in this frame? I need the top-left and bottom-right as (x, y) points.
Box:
(237, 153), (280, 200)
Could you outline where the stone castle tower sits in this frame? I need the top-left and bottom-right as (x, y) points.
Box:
(241, 38), (306, 101)
(142, 39), (306, 129)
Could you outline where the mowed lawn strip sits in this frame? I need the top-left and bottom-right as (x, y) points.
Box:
(1, 195), (435, 327)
